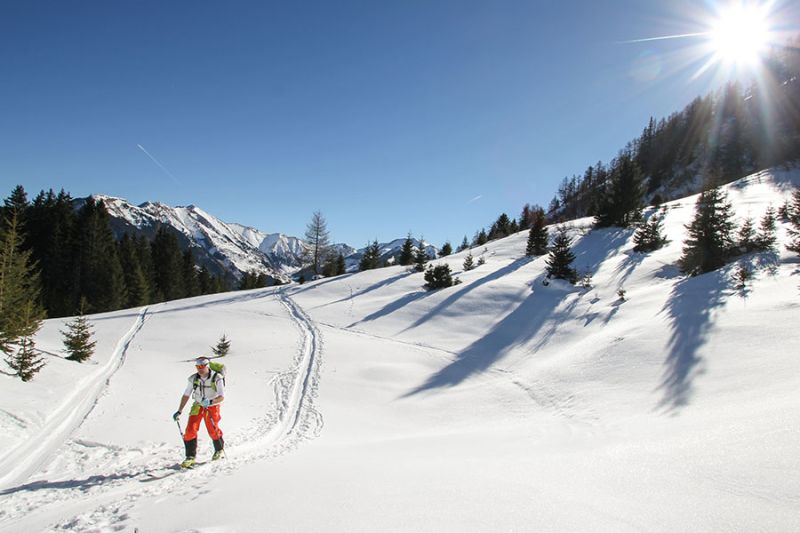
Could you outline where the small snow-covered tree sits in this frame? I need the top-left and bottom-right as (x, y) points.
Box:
(633, 213), (668, 253)
(525, 208), (549, 256)
(212, 333), (231, 358)
(423, 264), (460, 290)
(62, 299), (97, 362)
(678, 186), (736, 276)
(736, 217), (756, 253)
(786, 189), (800, 255)
(462, 252), (475, 271)
(545, 225), (577, 283)
(755, 206), (777, 251)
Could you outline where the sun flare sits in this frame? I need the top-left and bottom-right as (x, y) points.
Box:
(709, 4), (770, 66)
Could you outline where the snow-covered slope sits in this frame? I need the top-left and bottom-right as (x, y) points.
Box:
(2, 169), (799, 531)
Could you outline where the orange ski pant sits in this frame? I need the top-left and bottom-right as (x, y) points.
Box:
(183, 405), (223, 441)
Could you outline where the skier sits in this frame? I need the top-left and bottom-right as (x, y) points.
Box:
(173, 356), (225, 468)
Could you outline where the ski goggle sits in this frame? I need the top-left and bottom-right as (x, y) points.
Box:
(196, 363), (208, 369)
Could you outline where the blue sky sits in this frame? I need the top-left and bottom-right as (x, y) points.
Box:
(1, 1), (794, 247)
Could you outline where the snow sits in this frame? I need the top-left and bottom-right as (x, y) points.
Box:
(2, 169), (799, 532)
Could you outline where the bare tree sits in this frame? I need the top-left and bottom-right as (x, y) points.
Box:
(304, 211), (331, 275)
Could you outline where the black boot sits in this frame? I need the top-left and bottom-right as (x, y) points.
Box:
(184, 438), (197, 459)
(212, 437), (224, 460)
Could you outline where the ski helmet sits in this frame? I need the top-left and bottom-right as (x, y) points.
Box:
(195, 356), (210, 367)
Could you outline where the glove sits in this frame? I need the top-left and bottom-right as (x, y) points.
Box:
(201, 399), (213, 408)
(172, 411), (181, 421)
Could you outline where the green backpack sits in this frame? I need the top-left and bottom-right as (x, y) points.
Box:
(193, 361), (226, 393)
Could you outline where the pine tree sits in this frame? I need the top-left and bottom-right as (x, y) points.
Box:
(736, 217), (756, 253)
(755, 206), (777, 251)
(424, 264), (459, 290)
(304, 211), (331, 275)
(62, 299), (96, 362)
(457, 236), (470, 253)
(399, 233), (414, 266)
(679, 186), (736, 275)
(633, 213), (668, 253)
(439, 241), (452, 257)
(2, 185), (29, 227)
(7, 302), (45, 381)
(26, 189), (76, 317)
(198, 265), (212, 294)
(182, 248), (200, 297)
(463, 252), (475, 271)
(786, 189), (800, 255)
(545, 225), (577, 283)
(211, 333), (231, 357)
(0, 211), (46, 380)
(414, 238), (429, 272)
(594, 152), (643, 228)
(118, 233), (150, 307)
(151, 226), (184, 301)
(525, 208), (549, 256)
(335, 253), (346, 275)
(359, 240), (381, 271)
(72, 198), (126, 312)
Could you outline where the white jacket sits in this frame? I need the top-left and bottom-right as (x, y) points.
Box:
(183, 372), (225, 404)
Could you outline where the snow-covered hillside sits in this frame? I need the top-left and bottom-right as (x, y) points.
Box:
(2, 169), (799, 532)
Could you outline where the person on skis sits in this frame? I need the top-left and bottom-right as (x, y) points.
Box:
(173, 356), (225, 468)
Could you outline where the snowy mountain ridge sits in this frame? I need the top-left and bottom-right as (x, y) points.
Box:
(96, 195), (434, 279)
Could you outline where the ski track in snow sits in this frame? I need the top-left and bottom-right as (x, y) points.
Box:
(0, 306), (149, 492)
(0, 291), (324, 532)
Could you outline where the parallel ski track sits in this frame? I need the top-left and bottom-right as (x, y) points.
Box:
(0, 306), (149, 491)
(0, 290), (324, 532)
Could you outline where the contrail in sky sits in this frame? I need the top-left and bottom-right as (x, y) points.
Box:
(618, 32), (708, 44)
(467, 195), (482, 204)
(137, 144), (180, 183)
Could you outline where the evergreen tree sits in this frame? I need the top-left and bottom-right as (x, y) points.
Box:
(2, 185), (29, 227)
(679, 186), (736, 275)
(736, 217), (757, 253)
(198, 265), (212, 294)
(335, 253), (346, 276)
(424, 264), (459, 290)
(439, 241), (452, 257)
(525, 208), (549, 256)
(755, 206), (777, 251)
(545, 225), (577, 283)
(26, 189), (76, 317)
(786, 189), (800, 255)
(72, 198), (126, 312)
(474, 229), (488, 246)
(594, 152), (644, 228)
(0, 211), (46, 380)
(6, 301), (45, 381)
(398, 233), (414, 266)
(359, 240), (381, 271)
(457, 236), (470, 253)
(151, 226), (184, 301)
(633, 213), (668, 253)
(211, 333), (231, 357)
(118, 233), (150, 307)
(414, 238), (429, 272)
(519, 204), (534, 230)
(62, 299), (97, 362)
(303, 211), (331, 275)
(463, 252), (475, 271)
(182, 248), (200, 297)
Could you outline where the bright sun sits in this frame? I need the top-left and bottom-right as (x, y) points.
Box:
(709, 4), (770, 66)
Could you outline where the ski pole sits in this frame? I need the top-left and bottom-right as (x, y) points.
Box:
(176, 419), (183, 439)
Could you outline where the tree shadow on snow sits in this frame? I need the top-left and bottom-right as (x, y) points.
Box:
(317, 271), (414, 309)
(401, 278), (575, 397)
(348, 288), (432, 327)
(0, 471), (141, 495)
(400, 257), (533, 333)
(656, 271), (729, 414)
(571, 227), (635, 279)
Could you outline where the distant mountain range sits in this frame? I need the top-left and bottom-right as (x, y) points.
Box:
(94, 195), (437, 281)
